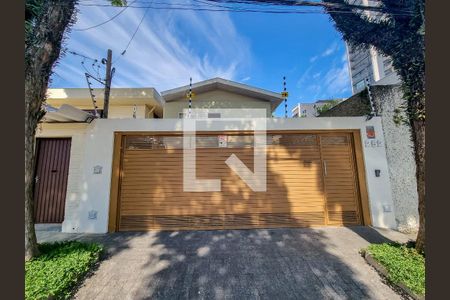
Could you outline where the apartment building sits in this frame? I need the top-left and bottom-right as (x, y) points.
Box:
(346, 0), (401, 94)
(292, 99), (345, 118)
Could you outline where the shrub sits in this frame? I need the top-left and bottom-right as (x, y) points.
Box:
(367, 243), (425, 296)
(25, 241), (103, 300)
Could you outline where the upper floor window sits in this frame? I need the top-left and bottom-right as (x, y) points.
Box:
(354, 79), (367, 91)
(178, 111), (222, 119)
(207, 112), (221, 118)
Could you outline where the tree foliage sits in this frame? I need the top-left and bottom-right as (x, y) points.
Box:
(24, 0), (126, 260)
(322, 0), (425, 122)
(315, 99), (341, 115)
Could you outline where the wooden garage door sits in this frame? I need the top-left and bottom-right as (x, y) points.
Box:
(34, 138), (71, 223)
(116, 132), (362, 231)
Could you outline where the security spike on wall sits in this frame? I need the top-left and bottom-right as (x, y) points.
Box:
(365, 78), (376, 120)
(283, 76), (288, 118)
(188, 77), (192, 118)
(85, 72), (99, 118)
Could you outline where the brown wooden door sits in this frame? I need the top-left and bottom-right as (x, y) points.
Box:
(34, 138), (71, 223)
(116, 132), (362, 231)
(320, 133), (362, 225)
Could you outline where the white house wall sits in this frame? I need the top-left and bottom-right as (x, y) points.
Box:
(39, 117), (397, 233)
(36, 123), (89, 232)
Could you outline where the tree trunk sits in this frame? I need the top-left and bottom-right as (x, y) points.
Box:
(25, 115), (39, 260)
(25, 0), (77, 260)
(411, 118), (425, 253)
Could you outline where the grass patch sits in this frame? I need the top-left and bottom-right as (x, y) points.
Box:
(366, 243), (425, 296)
(25, 241), (103, 300)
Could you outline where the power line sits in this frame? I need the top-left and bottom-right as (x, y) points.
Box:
(66, 0), (414, 16)
(75, 1), (414, 16)
(114, 6), (150, 64)
(67, 49), (106, 82)
(193, 0), (414, 15)
(74, 0), (138, 31)
(67, 49), (98, 62)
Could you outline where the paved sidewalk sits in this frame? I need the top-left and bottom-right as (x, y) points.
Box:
(37, 226), (414, 300)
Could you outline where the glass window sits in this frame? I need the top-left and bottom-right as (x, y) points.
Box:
(355, 80), (366, 91)
(268, 134), (318, 146)
(227, 135), (254, 148)
(208, 112), (221, 118)
(195, 136), (219, 148)
(125, 136), (183, 150)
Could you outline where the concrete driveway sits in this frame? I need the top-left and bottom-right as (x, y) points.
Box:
(37, 226), (414, 300)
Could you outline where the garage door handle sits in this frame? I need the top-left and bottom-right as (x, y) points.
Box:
(323, 160), (327, 176)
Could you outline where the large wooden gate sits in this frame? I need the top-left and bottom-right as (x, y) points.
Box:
(110, 131), (368, 231)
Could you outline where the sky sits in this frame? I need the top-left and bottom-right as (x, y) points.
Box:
(50, 0), (352, 117)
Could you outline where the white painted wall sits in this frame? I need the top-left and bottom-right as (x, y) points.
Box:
(36, 123), (89, 232)
(39, 117), (397, 233)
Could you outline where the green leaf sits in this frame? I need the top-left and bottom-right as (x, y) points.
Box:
(25, 241), (103, 300)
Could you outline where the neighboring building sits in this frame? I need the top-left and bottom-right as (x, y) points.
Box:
(161, 78), (282, 118)
(346, 0), (401, 94)
(45, 87), (165, 120)
(292, 99), (345, 118)
(319, 84), (419, 233)
(35, 77), (399, 234)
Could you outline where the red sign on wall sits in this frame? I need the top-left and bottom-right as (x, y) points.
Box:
(366, 126), (375, 139)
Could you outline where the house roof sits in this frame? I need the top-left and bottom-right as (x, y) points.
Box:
(161, 77), (284, 112)
(46, 88), (165, 117)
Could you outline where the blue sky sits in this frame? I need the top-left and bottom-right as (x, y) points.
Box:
(51, 1), (352, 117)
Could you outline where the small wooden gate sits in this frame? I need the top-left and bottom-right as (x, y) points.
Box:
(33, 138), (71, 223)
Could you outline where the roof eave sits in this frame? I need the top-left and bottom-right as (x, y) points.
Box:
(161, 78), (283, 106)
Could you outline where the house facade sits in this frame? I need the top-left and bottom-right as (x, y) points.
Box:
(35, 78), (398, 233)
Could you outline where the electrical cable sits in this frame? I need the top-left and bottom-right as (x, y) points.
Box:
(74, 0), (138, 31)
(114, 5), (151, 64)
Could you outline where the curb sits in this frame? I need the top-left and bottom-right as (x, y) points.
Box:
(363, 251), (425, 300)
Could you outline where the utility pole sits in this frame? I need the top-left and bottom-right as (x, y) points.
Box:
(103, 49), (113, 119)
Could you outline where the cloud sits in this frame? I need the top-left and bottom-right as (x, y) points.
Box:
(321, 41), (339, 57)
(322, 62), (351, 95)
(241, 76), (251, 82)
(51, 1), (251, 90)
(296, 65), (313, 88)
(296, 62), (350, 99)
(308, 41), (340, 65)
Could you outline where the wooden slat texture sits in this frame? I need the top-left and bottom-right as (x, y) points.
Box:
(33, 138), (71, 223)
(116, 132), (363, 231)
(320, 134), (362, 225)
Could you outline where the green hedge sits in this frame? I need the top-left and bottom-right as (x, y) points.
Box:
(367, 243), (425, 296)
(25, 241), (103, 300)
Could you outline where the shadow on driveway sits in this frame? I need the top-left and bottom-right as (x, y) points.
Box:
(37, 226), (409, 299)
